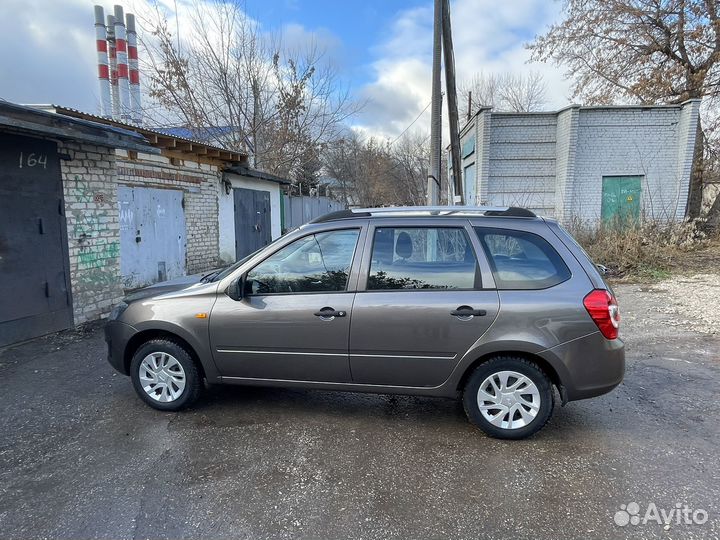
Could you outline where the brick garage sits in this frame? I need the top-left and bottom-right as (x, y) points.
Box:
(1, 101), (290, 346)
(0, 102), (151, 345)
(454, 99), (702, 223)
(115, 156), (221, 277)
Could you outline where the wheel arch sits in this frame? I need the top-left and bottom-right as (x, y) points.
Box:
(456, 350), (567, 404)
(124, 328), (208, 381)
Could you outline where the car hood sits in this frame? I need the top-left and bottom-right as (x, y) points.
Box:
(124, 273), (212, 303)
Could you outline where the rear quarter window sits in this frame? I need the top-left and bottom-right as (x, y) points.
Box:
(474, 227), (571, 290)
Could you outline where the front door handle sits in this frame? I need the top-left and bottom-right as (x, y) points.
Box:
(314, 307), (346, 319)
(450, 306), (487, 317)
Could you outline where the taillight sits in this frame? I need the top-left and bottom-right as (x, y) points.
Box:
(583, 289), (620, 340)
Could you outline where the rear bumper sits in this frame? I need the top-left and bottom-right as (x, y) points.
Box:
(104, 320), (138, 376)
(539, 332), (625, 401)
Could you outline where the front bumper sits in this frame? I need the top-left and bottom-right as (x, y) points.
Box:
(104, 320), (138, 375)
(539, 332), (625, 402)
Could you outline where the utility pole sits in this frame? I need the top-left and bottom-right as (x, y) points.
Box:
(442, 0), (464, 204)
(427, 0), (443, 205)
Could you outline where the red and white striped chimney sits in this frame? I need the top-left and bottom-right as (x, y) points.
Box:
(94, 6), (112, 118)
(113, 4), (131, 122)
(106, 14), (120, 120)
(126, 13), (142, 125)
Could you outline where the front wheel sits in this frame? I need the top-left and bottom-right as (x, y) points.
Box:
(130, 339), (202, 411)
(463, 356), (554, 439)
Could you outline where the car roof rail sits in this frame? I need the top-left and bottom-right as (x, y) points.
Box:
(308, 206), (536, 223)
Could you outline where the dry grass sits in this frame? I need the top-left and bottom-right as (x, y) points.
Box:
(567, 217), (716, 281)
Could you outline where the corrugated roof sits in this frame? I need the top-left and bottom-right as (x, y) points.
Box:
(31, 105), (248, 164)
(0, 101), (157, 153)
(225, 164), (291, 185)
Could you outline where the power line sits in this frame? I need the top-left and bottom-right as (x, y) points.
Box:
(390, 100), (432, 146)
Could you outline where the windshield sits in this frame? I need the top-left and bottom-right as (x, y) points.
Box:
(200, 248), (262, 284)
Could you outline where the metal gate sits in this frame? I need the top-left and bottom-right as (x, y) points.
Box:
(118, 186), (186, 289)
(282, 195), (345, 230)
(601, 176), (642, 224)
(234, 187), (271, 259)
(0, 133), (73, 346)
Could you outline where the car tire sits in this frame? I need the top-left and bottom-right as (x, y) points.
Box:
(130, 338), (201, 411)
(463, 356), (554, 439)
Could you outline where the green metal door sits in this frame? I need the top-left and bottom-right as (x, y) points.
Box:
(601, 176), (642, 224)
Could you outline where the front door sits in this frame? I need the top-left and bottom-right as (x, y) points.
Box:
(349, 225), (500, 387)
(234, 187), (271, 259)
(210, 227), (363, 382)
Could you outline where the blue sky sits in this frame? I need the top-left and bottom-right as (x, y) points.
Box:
(0, 0), (571, 139)
(252, 0), (425, 91)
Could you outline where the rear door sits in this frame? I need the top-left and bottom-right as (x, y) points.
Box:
(349, 220), (500, 387)
(210, 225), (365, 382)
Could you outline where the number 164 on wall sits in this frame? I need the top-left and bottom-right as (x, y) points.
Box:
(18, 152), (47, 169)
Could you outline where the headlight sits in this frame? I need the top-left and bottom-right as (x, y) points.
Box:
(108, 302), (129, 321)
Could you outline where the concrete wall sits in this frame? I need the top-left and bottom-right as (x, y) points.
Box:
(218, 174), (282, 264)
(456, 100), (702, 223)
(115, 151), (220, 274)
(59, 141), (123, 324)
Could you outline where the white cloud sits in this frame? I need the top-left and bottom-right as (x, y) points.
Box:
(353, 0), (573, 140)
(0, 0), (572, 140)
(0, 0), (98, 110)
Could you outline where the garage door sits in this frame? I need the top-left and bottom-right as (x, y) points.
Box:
(234, 187), (271, 259)
(118, 186), (186, 289)
(0, 133), (73, 346)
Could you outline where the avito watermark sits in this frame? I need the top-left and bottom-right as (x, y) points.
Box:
(614, 502), (708, 527)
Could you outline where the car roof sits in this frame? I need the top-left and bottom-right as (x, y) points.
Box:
(309, 206), (538, 224)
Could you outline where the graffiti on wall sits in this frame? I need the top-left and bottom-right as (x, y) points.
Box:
(69, 176), (119, 287)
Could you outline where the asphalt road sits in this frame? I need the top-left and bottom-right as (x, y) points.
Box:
(0, 284), (718, 540)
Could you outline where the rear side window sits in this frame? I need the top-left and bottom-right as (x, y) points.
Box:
(367, 227), (479, 290)
(474, 227), (570, 290)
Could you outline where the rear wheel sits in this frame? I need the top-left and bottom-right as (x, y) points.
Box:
(463, 356), (554, 439)
(130, 339), (201, 411)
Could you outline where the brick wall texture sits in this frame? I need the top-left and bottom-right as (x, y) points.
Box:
(59, 141), (123, 324)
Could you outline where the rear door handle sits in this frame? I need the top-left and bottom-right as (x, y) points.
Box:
(314, 307), (346, 319)
(450, 306), (486, 317)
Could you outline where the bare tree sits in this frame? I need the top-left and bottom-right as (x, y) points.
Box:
(322, 131), (432, 207)
(527, 0), (720, 224)
(498, 72), (548, 113)
(459, 71), (547, 119)
(138, 0), (359, 181)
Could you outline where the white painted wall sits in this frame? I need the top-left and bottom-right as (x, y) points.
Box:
(455, 100), (701, 223)
(218, 174), (282, 263)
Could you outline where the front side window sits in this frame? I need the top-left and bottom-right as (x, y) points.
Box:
(475, 227), (570, 290)
(246, 229), (360, 294)
(367, 227), (479, 290)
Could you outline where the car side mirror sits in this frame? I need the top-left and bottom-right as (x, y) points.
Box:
(227, 275), (246, 301)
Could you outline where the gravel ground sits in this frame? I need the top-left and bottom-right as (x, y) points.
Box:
(634, 273), (720, 335)
(0, 279), (718, 539)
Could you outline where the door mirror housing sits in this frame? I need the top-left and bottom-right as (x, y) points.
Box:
(227, 275), (246, 301)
